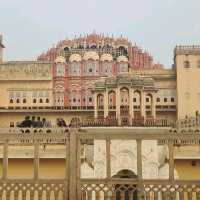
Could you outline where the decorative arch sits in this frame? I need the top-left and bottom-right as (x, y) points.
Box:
(68, 61), (81, 76)
(54, 85), (65, 107)
(69, 53), (82, 62)
(54, 56), (65, 63)
(113, 169), (137, 178)
(97, 93), (104, 108)
(117, 56), (128, 74)
(133, 90), (142, 118)
(68, 88), (81, 107)
(145, 93), (154, 118)
(120, 87), (129, 106)
(117, 55), (128, 63)
(108, 90), (116, 108)
(83, 51), (99, 61)
(83, 59), (99, 76)
(100, 54), (113, 62)
(113, 170), (138, 200)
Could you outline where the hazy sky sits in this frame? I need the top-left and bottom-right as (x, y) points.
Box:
(1, 0), (200, 67)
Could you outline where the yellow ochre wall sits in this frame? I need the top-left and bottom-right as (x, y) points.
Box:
(0, 81), (53, 107)
(175, 160), (200, 180)
(0, 159), (66, 179)
(176, 54), (200, 119)
(0, 158), (199, 180)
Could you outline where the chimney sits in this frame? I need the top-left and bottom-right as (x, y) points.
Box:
(0, 35), (5, 63)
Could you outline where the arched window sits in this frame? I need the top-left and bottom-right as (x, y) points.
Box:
(23, 99), (26, 103)
(90, 45), (97, 49)
(184, 60), (190, 68)
(46, 98), (49, 103)
(10, 99), (13, 104)
(89, 97), (92, 102)
(64, 47), (70, 58)
(39, 99), (43, 103)
(16, 99), (20, 103)
(33, 99), (37, 103)
(69, 62), (80, 76)
(117, 46), (128, 56)
(56, 63), (65, 76)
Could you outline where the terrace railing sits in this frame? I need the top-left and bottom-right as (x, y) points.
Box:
(81, 117), (173, 127)
(0, 117), (199, 199)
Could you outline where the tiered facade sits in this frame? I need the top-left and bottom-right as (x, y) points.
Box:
(38, 33), (163, 109)
(0, 34), (200, 199)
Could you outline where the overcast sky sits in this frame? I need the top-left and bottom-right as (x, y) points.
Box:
(1, 0), (200, 67)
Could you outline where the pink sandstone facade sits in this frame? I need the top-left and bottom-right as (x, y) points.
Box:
(37, 33), (163, 108)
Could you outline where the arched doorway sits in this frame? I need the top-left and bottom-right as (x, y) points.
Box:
(146, 93), (153, 118)
(113, 170), (138, 200)
(108, 90), (116, 118)
(120, 87), (129, 126)
(97, 93), (104, 110)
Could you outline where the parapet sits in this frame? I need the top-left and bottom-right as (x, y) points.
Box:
(174, 45), (200, 55)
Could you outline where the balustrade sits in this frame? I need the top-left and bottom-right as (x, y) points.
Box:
(0, 122), (198, 199)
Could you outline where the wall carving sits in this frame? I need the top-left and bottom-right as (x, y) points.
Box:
(0, 63), (52, 80)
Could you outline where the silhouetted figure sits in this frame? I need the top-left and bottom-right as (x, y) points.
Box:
(57, 118), (62, 127)
(36, 117), (43, 128)
(17, 116), (32, 128)
(31, 116), (37, 128)
(42, 118), (51, 127)
(60, 118), (67, 127)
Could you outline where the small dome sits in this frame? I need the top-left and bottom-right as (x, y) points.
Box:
(100, 54), (113, 62)
(83, 51), (99, 61)
(55, 56), (65, 63)
(117, 55), (128, 63)
(69, 54), (82, 62)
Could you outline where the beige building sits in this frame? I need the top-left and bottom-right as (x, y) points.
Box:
(0, 35), (200, 200)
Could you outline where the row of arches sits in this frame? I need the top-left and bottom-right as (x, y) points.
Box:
(55, 60), (128, 77)
(59, 52), (128, 63)
(95, 87), (156, 121)
(54, 87), (94, 107)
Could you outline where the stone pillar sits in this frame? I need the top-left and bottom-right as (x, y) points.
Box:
(168, 140), (174, 181)
(137, 139), (142, 180)
(69, 128), (79, 199)
(137, 139), (143, 199)
(129, 88), (134, 125)
(116, 88), (121, 125)
(152, 94), (156, 119)
(106, 139), (111, 179)
(34, 143), (39, 179)
(2, 141), (8, 180)
(104, 90), (109, 118)
(94, 93), (98, 118)
(140, 91), (146, 119)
